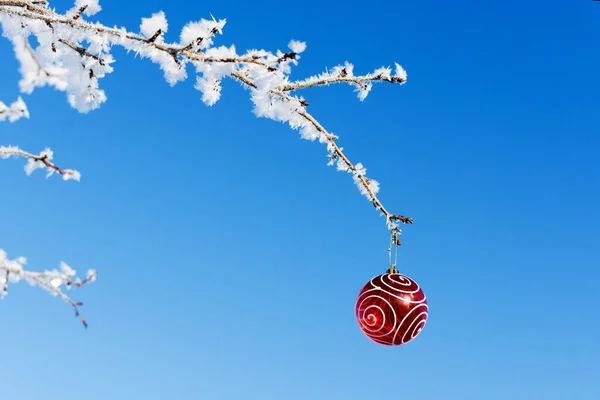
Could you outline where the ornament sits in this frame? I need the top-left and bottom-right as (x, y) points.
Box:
(355, 266), (428, 346)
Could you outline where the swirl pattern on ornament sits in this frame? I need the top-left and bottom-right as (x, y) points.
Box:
(355, 273), (428, 346)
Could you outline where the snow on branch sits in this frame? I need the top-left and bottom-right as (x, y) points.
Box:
(0, 249), (97, 327)
(0, 145), (81, 180)
(0, 0), (414, 324)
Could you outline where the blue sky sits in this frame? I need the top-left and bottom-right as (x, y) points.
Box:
(1, 0), (599, 399)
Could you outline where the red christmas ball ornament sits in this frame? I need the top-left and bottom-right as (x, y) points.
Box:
(355, 270), (428, 346)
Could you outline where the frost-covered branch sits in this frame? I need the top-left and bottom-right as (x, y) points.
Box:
(0, 145), (81, 180)
(0, 96), (29, 122)
(0, 0), (411, 228)
(0, 0), (414, 324)
(279, 61), (407, 97)
(0, 249), (97, 327)
(231, 70), (413, 230)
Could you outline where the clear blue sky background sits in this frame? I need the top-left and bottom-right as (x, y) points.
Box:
(1, 0), (599, 399)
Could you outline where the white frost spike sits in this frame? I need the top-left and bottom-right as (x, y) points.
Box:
(180, 18), (226, 50)
(24, 158), (44, 175)
(333, 62), (354, 77)
(68, 0), (102, 17)
(299, 125), (320, 141)
(337, 157), (350, 172)
(394, 62), (407, 82)
(355, 162), (367, 176)
(60, 262), (76, 278)
(327, 147), (340, 166)
(352, 163), (380, 197)
(356, 82), (373, 101)
(140, 11), (168, 40)
(62, 169), (82, 182)
(87, 269), (98, 282)
(210, 13), (224, 34)
(353, 173), (380, 197)
(288, 40), (306, 54)
(195, 77), (222, 106)
(370, 66), (392, 80)
(367, 178), (380, 194)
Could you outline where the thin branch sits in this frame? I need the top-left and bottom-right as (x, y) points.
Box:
(230, 70), (412, 234)
(146, 28), (162, 44)
(71, 5), (86, 21)
(58, 38), (105, 65)
(30, 275), (88, 327)
(279, 72), (406, 92)
(0, 146), (80, 180)
(0, 250), (96, 327)
(296, 109), (412, 226)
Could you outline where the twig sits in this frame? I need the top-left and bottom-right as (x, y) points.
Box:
(0, 249), (96, 327)
(0, 146), (80, 180)
(279, 74), (405, 92)
(71, 5), (86, 20)
(58, 38), (105, 65)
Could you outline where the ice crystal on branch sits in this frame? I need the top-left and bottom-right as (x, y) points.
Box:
(140, 11), (168, 42)
(0, 0), (414, 325)
(67, 0), (101, 18)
